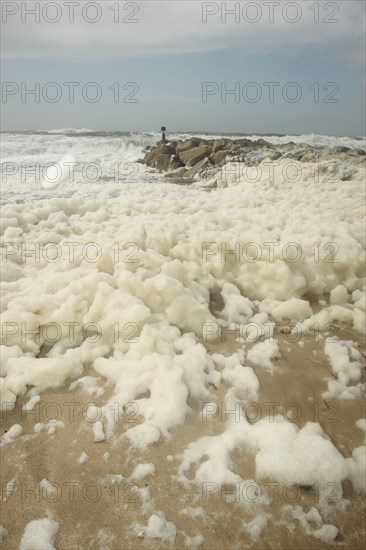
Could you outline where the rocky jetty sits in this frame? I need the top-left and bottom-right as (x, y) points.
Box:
(142, 137), (274, 178)
(141, 136), (365, 185)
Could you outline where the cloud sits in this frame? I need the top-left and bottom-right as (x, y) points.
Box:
(1, 0), (365, 67)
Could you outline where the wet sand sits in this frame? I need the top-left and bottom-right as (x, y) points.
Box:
(1, 319), (365, 549)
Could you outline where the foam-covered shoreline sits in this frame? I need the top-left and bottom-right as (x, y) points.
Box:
(0, 133), (365, 548)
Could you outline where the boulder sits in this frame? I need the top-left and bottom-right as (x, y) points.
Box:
(255, 138), (272, 146)
(156, 154), (172, 172)
(266, 151), (282, 161)
(170, 155), (185, 170)
(176, 138), (201, 153)
(158, 144), (176, 155)
(179, 145), (211, 166)
(234, 139), (252, 148)
(144, 151), (158, 167)
(212, 138), (231, 153)
(212, 150), (230, 165)
(184, 156), (211, 177)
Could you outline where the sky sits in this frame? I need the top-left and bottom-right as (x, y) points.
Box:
(1, 0), (365, 135)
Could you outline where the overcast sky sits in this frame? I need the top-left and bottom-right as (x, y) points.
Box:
(1, 0), (365, 135)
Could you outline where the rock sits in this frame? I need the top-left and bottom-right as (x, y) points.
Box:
(212, 138), (231, 153)
(266, 151), (282, 161)
(142, 136), (365, 183)
(256, 138), (271, 146)
(156, 154), (172, 172)
(170, 155), (185, 170)
(212, 150), (230, 165)
(234, 139), (252, 148)
(179, 145), (211, 166)
(144, 151), (158, 167)
(176, 138), (201, 153)
(184, 156), (211, 177)
(159, 144), (176, 155)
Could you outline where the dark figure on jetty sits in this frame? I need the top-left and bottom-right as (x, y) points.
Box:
(161, 126), (166, 142)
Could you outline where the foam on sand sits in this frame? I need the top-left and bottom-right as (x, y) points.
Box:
(1, 147), (365, 442)
(19, 518), (59, 550)
(0, 135), (365, 546)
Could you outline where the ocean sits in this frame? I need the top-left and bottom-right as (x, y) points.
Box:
(1, 129), (365, 203)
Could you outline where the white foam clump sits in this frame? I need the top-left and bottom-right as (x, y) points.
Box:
(330, 284), (349, 305)
(39, 479), (59, 499)
(179, 417), (352, 497)
(352, 289), (366, 312)
(23, 395), (41, 411)
(247, 339), (281, 372)
(69, 376), (104, 397)
(0, 345), (24, 377)
(94, 325), (216, 448)
(93, 421), (105, 443)
(1, 356), (83, 402)
(139, 487), (154, 515)
(356, 419), (366, 431)
(0, 346), (25, 411)
(323, 338), (364, 400)
(221, 283), (253, 322)
(1, 423), (23, 446)
(271, 298), (313, 321)
(78, 452), (89, 465)
(185, 534), (205, 549)
(213, 351), (260, 404)
(100, 474), (124, 487)
(243, 513), (271, 540)
(179, 417), (248, 486)
(247, 420), (348, 491)
(133, 512), (176, 543)
(34, 420), (64, 435)
(299, 299), (366, 335)
(346, 446), (366, 492)
(19, 518), (59, 550)
(223, 365), (260, 404)
(0, 377), (16, 412)
(283, 505), (338, 544)
(124, 424), (161, 450)
(131, 463), (155, 480)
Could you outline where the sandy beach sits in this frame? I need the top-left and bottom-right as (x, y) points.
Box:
(1, 132), (365, 549)
(1, 306), (365, 549)
(1, 0), (366, 546)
